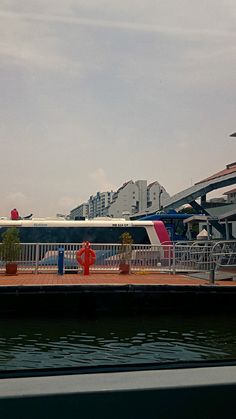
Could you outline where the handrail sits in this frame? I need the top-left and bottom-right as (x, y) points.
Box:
(0, 241), (235, 274)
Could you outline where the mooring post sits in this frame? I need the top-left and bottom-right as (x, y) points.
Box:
(209, 265), (215, 284)
(58, 247), (64, 275)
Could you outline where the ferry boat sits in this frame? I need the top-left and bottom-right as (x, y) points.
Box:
(0, 217), (171, 245)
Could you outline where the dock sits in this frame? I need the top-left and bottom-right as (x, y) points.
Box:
(0, 272), (236, 315)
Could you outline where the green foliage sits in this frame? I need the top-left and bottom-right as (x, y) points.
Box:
(119, 232), (133, 245)
(178, 206), (198, 214)
(0, 228), (21, 262)
(119, 232), (133, 263)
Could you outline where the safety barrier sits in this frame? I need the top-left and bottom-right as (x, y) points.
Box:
(0, 241), (235, 274)
(211, 241), (236, 269)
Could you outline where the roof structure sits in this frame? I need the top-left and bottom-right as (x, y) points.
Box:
(223, 188), (236, 195)
(131, 163), (236, 219)
(162, 163), (236, 212)
(211, 202), (236, 222)
(218, 208), (236, 221)
(207, 203), (236, 217)
(183, 215), (214, 224)
(195, 162), (236, 185)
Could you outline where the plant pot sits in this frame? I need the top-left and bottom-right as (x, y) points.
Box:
(5, 263), (17, 276)
(119, 263), (130, 274)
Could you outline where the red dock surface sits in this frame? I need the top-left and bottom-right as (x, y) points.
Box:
(0, 272), (235, 287)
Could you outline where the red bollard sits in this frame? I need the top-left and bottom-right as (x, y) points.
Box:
(76, 242), (96, 275)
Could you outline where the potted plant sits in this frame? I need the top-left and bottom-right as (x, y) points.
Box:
(119, 232), (133, 274)
(0, 228), (21, 275)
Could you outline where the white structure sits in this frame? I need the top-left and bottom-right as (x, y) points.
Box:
(147, 182), (170, 212)
(223, 188), (236, 204)
(69, 180), (170, 219)
(88, 191), (114, 218)
(70, 203), (88, 220)
(208, 197), (226, 204)
(103, 181), (139, 218)
(103, 180), (170, 218)
(197, 203), (236, 240)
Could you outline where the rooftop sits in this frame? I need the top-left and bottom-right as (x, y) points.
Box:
(195, 162), (236, 185)
(224, 188), (236, 195)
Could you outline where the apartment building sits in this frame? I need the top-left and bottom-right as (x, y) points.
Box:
(103, 180), (169, 218)
(223, 188), (236, 204)
(69, 180), (170, 219)
(69, 203), (89, 220)
(88, 191), (114, 218)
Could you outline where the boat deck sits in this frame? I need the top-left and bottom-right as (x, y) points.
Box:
(1, 272), (236, 315)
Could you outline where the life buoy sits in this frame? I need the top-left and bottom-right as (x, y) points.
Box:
(76, 245), (96, 267)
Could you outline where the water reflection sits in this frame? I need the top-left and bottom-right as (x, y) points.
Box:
(0, 314), (236, 370)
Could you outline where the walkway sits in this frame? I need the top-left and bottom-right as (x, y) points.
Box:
(0, 272), (235, 286)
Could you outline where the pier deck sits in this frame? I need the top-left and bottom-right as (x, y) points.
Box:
(0, 272), (236, 315)
(0, 271), (235, 286)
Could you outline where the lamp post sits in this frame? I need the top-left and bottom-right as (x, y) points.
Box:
(158, 188), (163, 211)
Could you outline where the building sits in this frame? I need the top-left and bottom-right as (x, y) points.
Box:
(102, 181), (140, 218)
(197, 203), (236, 239)
(147, 181), (170, 212)
(69, 180), (170, 219)
(88, 192), (114, 218)
(103, 180), (170, 218)
(70, 203), (89, 220)
(223, 188), (236, 204)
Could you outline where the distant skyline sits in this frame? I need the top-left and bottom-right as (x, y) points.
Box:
(0, 1), (235, 217)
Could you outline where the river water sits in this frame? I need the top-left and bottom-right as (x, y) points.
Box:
(1, 314), (236, 370)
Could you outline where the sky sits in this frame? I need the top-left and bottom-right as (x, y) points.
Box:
(0, 0), (235, 217)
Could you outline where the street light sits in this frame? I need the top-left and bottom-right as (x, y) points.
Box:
(158, 188), (163, 210)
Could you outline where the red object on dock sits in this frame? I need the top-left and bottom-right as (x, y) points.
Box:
(10, 208), (19, 220)
(76, 241), (96, 275)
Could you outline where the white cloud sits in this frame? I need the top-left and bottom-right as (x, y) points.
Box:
(0, 8), (81, 73)
(177, 141), (189, 150)
(0, 1), (235, 217)
(57, 196), (79, 214)
(4, 192), (30, 216)
(0, 8), (236, 39)
(0, 41), (80, 74)
(88, 168), (116, 192)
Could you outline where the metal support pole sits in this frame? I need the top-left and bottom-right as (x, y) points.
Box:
(35, 243), (39, 275)
(172, 244), (176, 275)
(225, 219), (230, 240)
(58, 247), (64, 275)
(209, 266), (215, 284)
(206, 220), (210, 240)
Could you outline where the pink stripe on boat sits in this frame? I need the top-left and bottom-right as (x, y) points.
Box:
(153, 221), (171, 244)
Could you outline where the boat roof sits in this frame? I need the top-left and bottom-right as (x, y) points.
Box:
(0, 218), (153, 228)
(140, 213), (192, 221)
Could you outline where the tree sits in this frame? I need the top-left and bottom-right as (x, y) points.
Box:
(0, 228), (21, 263)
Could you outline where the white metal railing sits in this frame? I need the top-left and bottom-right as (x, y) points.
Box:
(211, 241), (236, 269)
(0, 241), (235, 274)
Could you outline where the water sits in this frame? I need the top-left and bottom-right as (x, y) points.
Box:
(0, 314), (236, 370)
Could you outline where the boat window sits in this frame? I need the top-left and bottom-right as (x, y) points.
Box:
(0, 226), (150, 244)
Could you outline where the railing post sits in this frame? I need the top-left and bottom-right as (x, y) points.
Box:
(172, 243), (176, 275)
(209, 267), (215, 284)
(167, 245), (171, 272)
(209, 249), (216, 284)
(35, 243), (39, 275)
